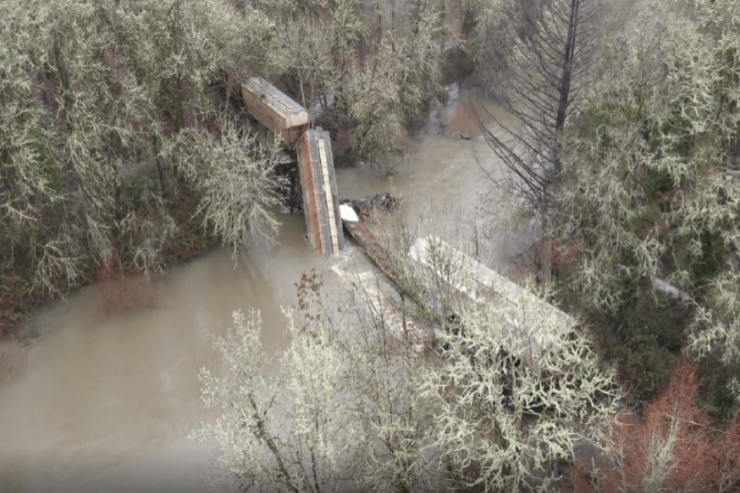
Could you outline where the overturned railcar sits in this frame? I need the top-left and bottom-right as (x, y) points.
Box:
(241, 77), (310, 147)
(297, 128), (344, 256)
(409, 236), (577, 360)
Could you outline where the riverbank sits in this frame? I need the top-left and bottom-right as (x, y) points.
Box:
(0, 194), (220, 341)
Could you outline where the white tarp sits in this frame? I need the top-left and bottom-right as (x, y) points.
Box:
(339, 204), (360, 223)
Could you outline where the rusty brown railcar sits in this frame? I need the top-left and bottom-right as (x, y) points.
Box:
(297, 128), (344, 256)
(241, 77), (310, 147)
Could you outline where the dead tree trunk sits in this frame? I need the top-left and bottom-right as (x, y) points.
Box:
(479, 0), (599, 210)
(477, 0), (601, 285)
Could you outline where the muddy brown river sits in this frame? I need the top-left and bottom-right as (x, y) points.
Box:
(0, 100), (520, 492)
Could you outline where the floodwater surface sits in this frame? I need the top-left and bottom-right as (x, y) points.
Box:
(0, 96), (519, 492)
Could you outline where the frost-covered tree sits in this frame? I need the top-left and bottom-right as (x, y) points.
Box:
(168, 116), (286, 257)
(193, 269), (434, 492)
(193, 309), (349, 492)
(196, 256), (621, 491)
(0, 0), (288, 298)
(420, 297), (620, 492)
(256, 0), (445, 168)
(554, 0), (740, 404)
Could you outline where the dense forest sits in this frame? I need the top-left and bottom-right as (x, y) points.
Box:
(2, 0), (740, 491)
(0, 0), (445, 328)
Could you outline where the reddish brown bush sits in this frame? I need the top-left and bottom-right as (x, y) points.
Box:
(547, 239), (579, 268)
(565, 358), (740, 493)
(93, 255), (159, 319)
(0, 282), (22, 337)
(0, 339), (28, 383)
